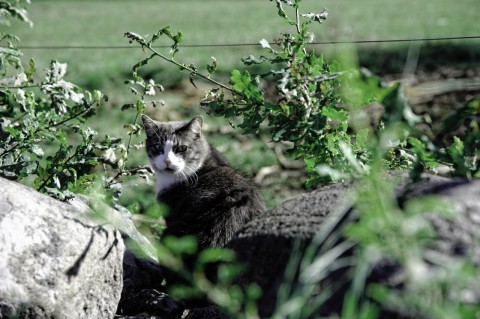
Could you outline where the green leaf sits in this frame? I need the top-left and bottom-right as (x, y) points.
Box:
(322, 106), (348, 123)
(304, 157), (317, 172)
(132, 54), (155, 74)
(5, 125), (20, 138)
(230, 70), (248, 91)
(342, 290), (358, 319)
(230, 70), (263, 102)
(246, 284), (262, 300)
(448, 136), (464, 156)
(355, 129), (370, 149)
(197, 248), (236, 265)
(408, 137), (439, 169)
(26, 58), (36, 81)
(160, 26), (173, 38)
(217, 263), (245, 283)
(136, 100), (146, 113)
(163, 235), (197, 256)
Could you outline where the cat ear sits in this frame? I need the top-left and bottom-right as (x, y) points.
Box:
(187, 116), (204, 136)
(141, 114), (157, 135)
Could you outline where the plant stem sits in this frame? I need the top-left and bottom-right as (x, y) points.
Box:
(37, 147), (81, 192)
(0, 84), (40, 89)
(295, 7), (301, 34)
(104, 111), (140, 189)
(125, 112), (139, 159)
(142, 42), (245, 98)
(0, 104), (95, 159)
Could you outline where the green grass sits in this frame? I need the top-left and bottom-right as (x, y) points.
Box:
(11, 0), (480, 88)
(7, 0), (480, 208)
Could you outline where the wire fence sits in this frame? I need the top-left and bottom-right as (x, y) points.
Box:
(17, 35), (480, 50)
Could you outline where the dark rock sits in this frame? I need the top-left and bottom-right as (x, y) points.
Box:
(114, 174), (480, 318)
(184, 305), (228, 319)
(228, 175), (480, 318)
(117, 250), (218, 319)
(227, 181), (354, 317)
(120, 250), (167, 302)
(118, 288), (184, 318)
(117, 250), (185, 318)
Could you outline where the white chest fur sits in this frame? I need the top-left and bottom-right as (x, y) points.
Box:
(155, 171), (180, 194)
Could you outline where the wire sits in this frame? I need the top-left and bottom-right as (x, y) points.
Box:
(16, 35), (480, 50)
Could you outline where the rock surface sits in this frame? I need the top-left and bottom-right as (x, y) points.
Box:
(227, 181), (356, 317)
(228, 175), (480, 317)
(29, 172), (474, 319)
(117, 250), (185, 318)
(0, 177), (124, 318)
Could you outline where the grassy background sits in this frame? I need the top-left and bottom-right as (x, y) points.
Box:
(12, 0), (480, 88)
(8, 0), (480, 209)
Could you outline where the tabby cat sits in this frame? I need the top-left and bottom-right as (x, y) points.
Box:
(142, 114), (265, 249)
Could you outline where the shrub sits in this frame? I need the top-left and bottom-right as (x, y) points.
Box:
(126, 1), (479, 187)
(0, 0), (147, 203)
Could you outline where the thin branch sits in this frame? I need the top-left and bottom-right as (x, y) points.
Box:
(104, 111), (145, 190)
(295, 7), (301, 34)
(125, 112), (139, 159)
(140, 41), (245, 98)
(0, 84), (40, 89)
(37, 148), (81, 192)
(50, 102), (96, 128)
(0, 103), (95, 159)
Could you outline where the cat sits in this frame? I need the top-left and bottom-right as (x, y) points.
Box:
(141, 114), (265, 249)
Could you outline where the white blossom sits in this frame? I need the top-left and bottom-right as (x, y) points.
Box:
(103, 148), (117, 163)
(260, 39), (271, 49)
(69, 91), (84, 103)
(14, 72), (27, 86)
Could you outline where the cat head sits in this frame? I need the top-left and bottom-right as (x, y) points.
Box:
(141, 115), (209, 180)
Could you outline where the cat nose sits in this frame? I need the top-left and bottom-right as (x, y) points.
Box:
(165, 159), (171, 166)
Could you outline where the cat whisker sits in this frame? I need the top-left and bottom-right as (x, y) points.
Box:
(185, 172), (196, 186)
(181, 166), (198, 188)
(174, 169), (192, 188)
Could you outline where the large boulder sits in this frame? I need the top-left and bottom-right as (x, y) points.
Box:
(0, 177), (124, 318)
(228, 175), (480, 317)
(227, 181), (356, 317)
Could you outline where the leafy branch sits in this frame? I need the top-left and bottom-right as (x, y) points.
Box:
(1, 1), (148, 203)
(124, 31), (242, 98)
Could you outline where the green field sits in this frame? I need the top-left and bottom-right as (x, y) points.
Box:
(12, 0), (480, 89)
(8, 0), (480, 208)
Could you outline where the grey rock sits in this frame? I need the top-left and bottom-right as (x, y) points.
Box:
(228, 175), (480, 318)
(69, 195), (158, 262)
(227, 181), (356, 318)
(237, 181), (354, 240)
(0, 177), (124, 318)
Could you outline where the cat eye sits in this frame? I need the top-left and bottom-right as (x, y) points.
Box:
(176, 145), (188, 153)
(154, 145), (164, 154)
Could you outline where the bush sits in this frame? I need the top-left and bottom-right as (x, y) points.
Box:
(0, 0), (148, 203)
(126, 1), (479, 187)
